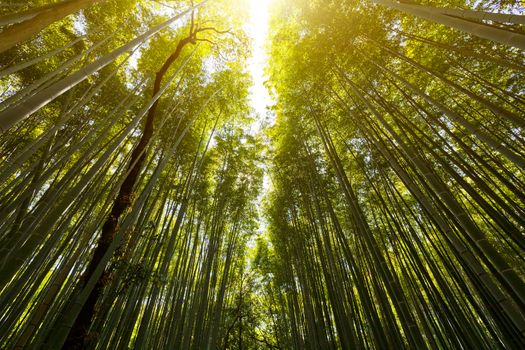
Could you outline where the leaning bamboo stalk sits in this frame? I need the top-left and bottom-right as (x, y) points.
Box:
(340, 78), (525, 336)
(394, 30), (525, 73)
(0, 108), (143, 287)
(0, 57), (178, 284)
(0, 0), (107, 53)
(0, 21), (121, 112)
(0, 2), (204, 133)
(414, 4), (525, 25)
(0, 0), (96, 26)
(365, 37), (525, 128)
(0, 33), (88, 78)
(372, 0), (525, 50)
(351, 54), (525, 169)
(0, 51), (137, 189)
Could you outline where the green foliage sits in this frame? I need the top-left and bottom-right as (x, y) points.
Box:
(0, 0), (524, 349)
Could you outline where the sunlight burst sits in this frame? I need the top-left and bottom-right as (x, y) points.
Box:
(247, 0), (272, 119)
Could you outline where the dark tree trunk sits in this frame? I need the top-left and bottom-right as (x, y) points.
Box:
(62, 36), (194, 349)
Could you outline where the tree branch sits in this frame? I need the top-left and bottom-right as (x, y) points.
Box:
(195, 26), (231, 35)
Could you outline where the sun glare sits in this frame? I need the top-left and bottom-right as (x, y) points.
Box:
(247, 0), (272, 120)
(249, 0), (270, 42)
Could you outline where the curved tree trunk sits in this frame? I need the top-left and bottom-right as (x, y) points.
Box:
(61, 33), (197, 349)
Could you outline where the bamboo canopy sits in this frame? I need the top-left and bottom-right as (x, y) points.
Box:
(0, 0), (524, 349)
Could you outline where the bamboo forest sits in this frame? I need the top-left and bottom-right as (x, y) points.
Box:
(1, 0), (525, 349)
